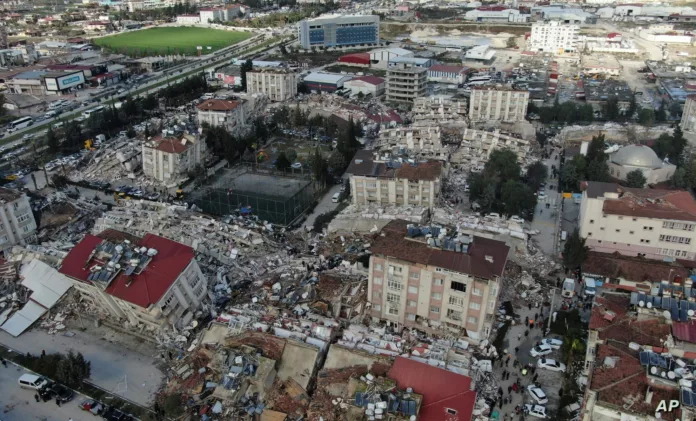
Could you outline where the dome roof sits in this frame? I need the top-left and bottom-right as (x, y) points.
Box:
(610, 145), (663, 168)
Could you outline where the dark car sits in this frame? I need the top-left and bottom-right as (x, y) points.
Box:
(103, 406), (133, 421)
(48, 383), (74, 402)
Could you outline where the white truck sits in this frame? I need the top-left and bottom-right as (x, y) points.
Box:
(562, 278), (576, 298)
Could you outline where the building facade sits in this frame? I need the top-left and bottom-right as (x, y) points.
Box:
(246, 69), (298, 101)
(386, 63), (427, 103)
(681, 95), (696, 133)
(368, 220), (509, 342)
(297, 15), (380, 49)
(0, 188), (37, 252)
(427, 65), (468, 84)
(59, 232), (208, 330)
(176, 14), (200, 24)
(528, 21), (579, 54)
(376, 125), (448, 161)
(468, 86), (529, 122)
(142, 134), (207, 183)
(343, 76), (385, 97)
(346, 150), (444, 208)
(452, 128), (531, 169)
(196, 99), (246, 130)
(579, 182), (696, 261)
(607, 145), (676, 186)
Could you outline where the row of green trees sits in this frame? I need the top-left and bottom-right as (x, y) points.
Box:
(467, 149), (547, 219)
(16, 350), (91, 389)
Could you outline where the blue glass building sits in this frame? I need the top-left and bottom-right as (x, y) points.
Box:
(298, 15), (380, 49)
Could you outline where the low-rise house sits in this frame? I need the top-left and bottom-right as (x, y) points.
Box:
(196, 99), (246, 131)
(142, 134), (207, 183)
(427, 64), (468, 85)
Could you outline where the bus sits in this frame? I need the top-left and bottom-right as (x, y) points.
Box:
(82, 106), (105, 119)
(7, 117), (33, 132)
(467, 75), (492, 83)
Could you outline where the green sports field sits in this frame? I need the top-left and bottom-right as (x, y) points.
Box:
(93, 27), (252, 56)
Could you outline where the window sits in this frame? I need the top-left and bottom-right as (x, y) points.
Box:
(22, 225), (30, 233)
(433, 278), (443, 286)
(388, 306), (399, 315)
(470, 302), (481, 310)
(600, 227), (605, 231)
(408, 286), (418, 294)
(388, 265), (402, 274)
(449, 296), (464, 307)
(472, 288), (482, 296)
(16, 213), (30, 223)
(374, 291), (381, 299)
(374, 264), (382, 271)
(618, 216), (624, 220)
(373, 304), (381, 311)
(432, 292), (442, 300)
(406, 313), (416, 321)
(615, 229), (621, 233)
(451, 281), (466, 292)
(633, 218), (637, 221)
(446, 308), (462, 321)
(630, 231), (634, 234)
(374, 277), (382, 285)
(590, 219), (594, 224)
(468, 316), (478, 324)
(446, 409), (457, 415)
(430, 306), (440, 313)
(387, 293), (400, 304)
(388, 279), (403, 291)
(410, 271), (420, 279)
(162, 294), (175, 309)
(587, 232), (592, 236)
(408, 300), (417, 307)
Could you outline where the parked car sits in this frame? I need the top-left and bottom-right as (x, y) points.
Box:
(541, 338), (563, 349)
(47, 383), (74, 402)
(527, 385), (548, 405)
(291, 162), (302, 169)
(537, 358), (566, 372)
(529, 344), (553, 357)
(524, 404), (547, 419)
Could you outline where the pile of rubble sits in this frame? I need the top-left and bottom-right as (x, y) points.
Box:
(68, 137), (143, 185)
(328, 203), (429, 233)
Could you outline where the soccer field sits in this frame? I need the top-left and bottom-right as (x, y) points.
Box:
(94, 27), (252, 56)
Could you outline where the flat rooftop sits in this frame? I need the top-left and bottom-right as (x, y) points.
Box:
(584, 79), (633, 102)
(227, 172), (311, 200)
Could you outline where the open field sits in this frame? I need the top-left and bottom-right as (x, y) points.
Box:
(94, 27), (252, 56)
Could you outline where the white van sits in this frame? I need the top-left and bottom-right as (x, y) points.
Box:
(18, 374), (50, 390)
(584, 278), (597, 296)
(561, 230), (568, 241)
(562, 278), (576, 298)
(332, 192), (341, 203)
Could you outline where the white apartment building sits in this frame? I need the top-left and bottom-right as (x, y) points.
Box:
(200, 8), (224, 23)
(246, 69), (298, 102)
(377, 125), (448, 161)
(59, 232), (208, 330)
(345, 150), (444, 209)
(0, 188), (37, 252)
(369, 220), (509, 342)
(452, 128), (531, 169)
(196, 99), (246, 131)
(386, 63), (427, 103)
(528, 21), (579, 54)
(127, 0), (192, 11)
(176, 14), (200, 24)
(142, 134), (207, 183)
(681, 94), (696, 133)
(579, 182), (696, 261)
(469, 86), (529, 122)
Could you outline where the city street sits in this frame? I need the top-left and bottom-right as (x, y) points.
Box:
(530, 148), (562, 256)
(304, 184), (342, 230)
(0, 365), (90, 421)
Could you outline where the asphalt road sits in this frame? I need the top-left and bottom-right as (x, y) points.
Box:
(304, 184), (342, 230)
(530, 149), (562, 256)
(0, 364), (91, 421)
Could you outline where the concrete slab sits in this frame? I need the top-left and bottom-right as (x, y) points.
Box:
(276, 340), (319, 390)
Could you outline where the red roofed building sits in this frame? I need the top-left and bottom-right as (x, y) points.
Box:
(338, 52), (370, 67)
(343, 75), (386, 97)
(142, 133), (207, 182)
(388, 357), (476, 421)
(59, 231), (208, 330)
(196, 98), (246, 130)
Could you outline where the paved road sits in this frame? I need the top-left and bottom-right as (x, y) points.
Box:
(530, 149), (562, 256)
(0, 329), (163, 406)
(304, 184), (342, 230)
(0, 365), (91, 421)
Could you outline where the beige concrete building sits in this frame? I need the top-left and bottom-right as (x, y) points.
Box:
(246, 69), (298, 102)
(607, 145), (675, 186)
(196, 99), (246, 131)
(469, 86), (529, 122)
(579, 182), (696, 261)
(681, 94), (696, 133)
(59, 231), (208, 330)
(453, 128), (531, 169)
(581, 54), (622, 76)
(368, 220), (509, 342)
(528, 21), (579, 54)
(142, 134), (207, 183)
(377, 125), (448, 161)
(412, 96), (468, 122)
(345, 150), (444, 209)
(386, 63), (427, 103)
(0, 188), (37, 251)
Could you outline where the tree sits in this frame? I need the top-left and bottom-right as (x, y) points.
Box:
(126, 126), (136, 139)
(484, 148), (521, 182)
(285, 148), (297, 162)
(586, 133), (606, 163)
(501, 180), (536, 217)
(656, 101), (667, 122)
(626, 169), (647, 188)
(254, 116), (269, 142)
(586, 159), (610, 182)
(525, 161), (548, 191)
(562, 229), (589, 270)
(673, 124), (686, 161)
(638, 108), (655, 126)
(671, 167), (689, 188)
(627, 94), (637, 118)
(561, 157), (582, 191)
(275, 152), (291, 171)
(328, 149), (347, 173)
(578, 103), (594, 122)
(603, 96), (620, 121)
(297, 82), (309, 94)
(293, 105), (307, 127)
(55, 351), (91, 389)
(240, 59), (253, 91)
(669, 102), (683, 119)
(46, 126), (60, 154)
(652, 132), (674, 159)
(506, 36), (517, 48)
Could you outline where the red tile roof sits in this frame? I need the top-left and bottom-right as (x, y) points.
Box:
(352, 75), (384, 86)
(59, 233), (195, 308)
(151, 136), (190, 154)
(196, 99), (241, 112)
(428, 64), (467, 74)
(598, 318), (671, 347)
(371, 220), (509, 280)
(589, 294), (630, 330)
(388, 357), (476, 421)
(366, 109), (402, 124)
(586, 182), (696, 222)
(338, 52), (370, 65)
(672, 321), (696, 343)
(583, 251), (691, 284)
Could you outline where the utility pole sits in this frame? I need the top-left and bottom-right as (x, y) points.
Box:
(546, 287), (556, 334)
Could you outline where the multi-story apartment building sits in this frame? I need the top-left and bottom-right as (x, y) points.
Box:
(579, 182), (696, 261)
(453, 128), (530, 169)
(0, 188), (37, 252)
(369, 220), (509, 342)
(681, 94), (696, 133)
(246, 68), (298, 102)
(196, 99), (246, 131)
(127, 0), (193, 11)
(528, 21), (579, 54)
(377, 125), (448, 161)
(59, 231), (208, 330)
(345, 150), (444, 208)
(468, 86), (529, 122)
(386, 63), (427, 103)
(142, 134), (207, 182)
(412, 96), (468, 121)
(297, 15), (380, 49)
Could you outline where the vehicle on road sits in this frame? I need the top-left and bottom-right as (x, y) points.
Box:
(21, 134), (34, 141)
(584, 277), (597, 296)
(79, 398), (105, 415)
(291, 162), (302, 169)
(537, 358), (566, 372)
(46, 383), (74, 402)
(509, 215), (524, 224)
(82, 105), (105, 119)
(332, 192), (341, 203)
(540, 338), (563, 349)
(7, 116), (33, 132)
(524, 404), (547, 419)
(18, 373), (50, 390)
(529, 344), (553, 357)
(527, 385), (548, 405)
(561, 278), (575, 298)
